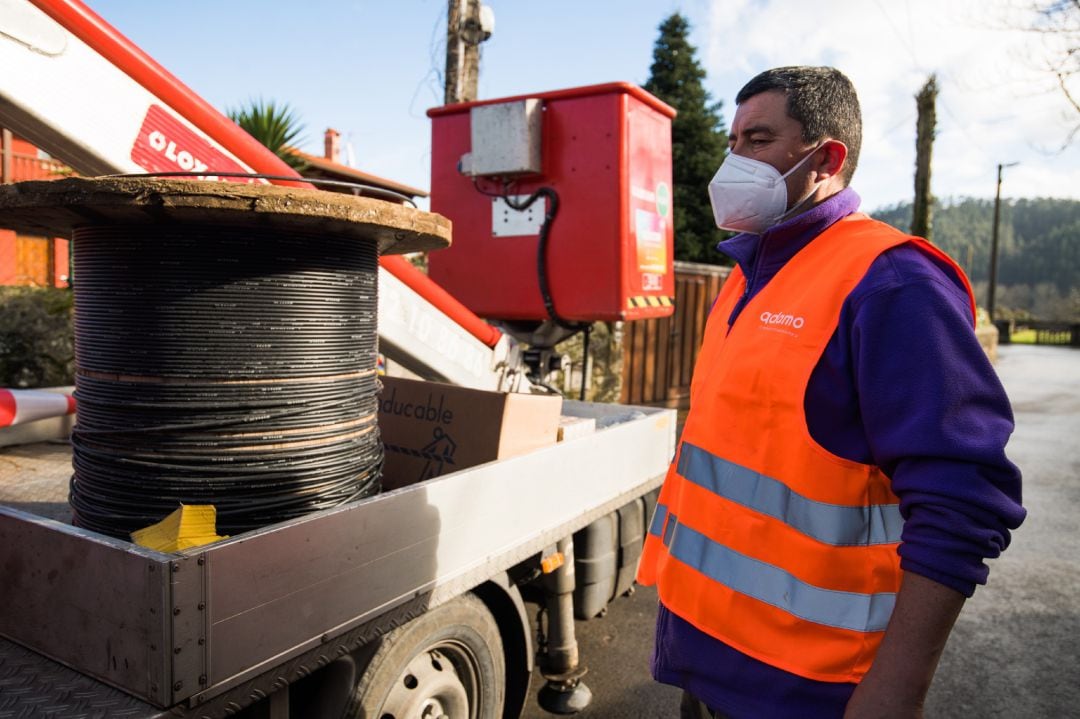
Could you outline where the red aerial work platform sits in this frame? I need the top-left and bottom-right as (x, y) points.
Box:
(428, 83), (676, 323)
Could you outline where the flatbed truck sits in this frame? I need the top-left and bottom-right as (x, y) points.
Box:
(0, 2), (678, 717)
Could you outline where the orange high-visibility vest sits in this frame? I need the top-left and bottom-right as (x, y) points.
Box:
(638, 214), (975, 683)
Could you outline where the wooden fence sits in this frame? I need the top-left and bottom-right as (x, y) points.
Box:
(620, 261), (731, 408)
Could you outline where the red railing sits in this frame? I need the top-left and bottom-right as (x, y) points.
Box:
(4, 152), (74, 183)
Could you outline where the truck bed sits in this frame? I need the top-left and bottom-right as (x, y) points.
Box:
(0, 402), (675, 718)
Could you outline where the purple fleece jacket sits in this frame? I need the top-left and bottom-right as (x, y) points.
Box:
(651, 188), (1026, 719)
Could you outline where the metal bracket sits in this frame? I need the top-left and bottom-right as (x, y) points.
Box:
(492, 195), (544, 237)
(167, 554), (208, 705)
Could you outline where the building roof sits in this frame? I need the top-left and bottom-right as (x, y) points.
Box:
(288, 149), (428, 199)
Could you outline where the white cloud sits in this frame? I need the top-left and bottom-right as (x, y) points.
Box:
(699, 0), (1080, 210)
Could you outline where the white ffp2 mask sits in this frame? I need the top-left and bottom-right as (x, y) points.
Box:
(707, 147), (822, 234)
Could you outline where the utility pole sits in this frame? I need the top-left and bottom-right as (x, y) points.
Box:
(444, 0), (464, 104)
(444, 0), (488, 104)
(912, 74), (937, 241)
(460, 0), (481, 103)
(987, 162), (1018, 322)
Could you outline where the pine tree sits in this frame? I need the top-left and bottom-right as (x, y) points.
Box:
(644, 13), (728, 263)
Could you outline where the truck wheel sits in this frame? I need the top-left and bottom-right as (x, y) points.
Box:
(347, 593), (505, 719)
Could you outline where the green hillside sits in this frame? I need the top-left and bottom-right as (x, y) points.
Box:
(872, 198), (1080, 322)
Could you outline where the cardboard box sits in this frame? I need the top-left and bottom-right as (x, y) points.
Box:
(378, 376), (563, 491)
(557, 415), (596, 442)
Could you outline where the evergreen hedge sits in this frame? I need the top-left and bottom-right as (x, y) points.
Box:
(0, 287), (75, 388)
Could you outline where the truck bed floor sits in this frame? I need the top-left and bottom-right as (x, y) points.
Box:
(0, 440), (73, 523)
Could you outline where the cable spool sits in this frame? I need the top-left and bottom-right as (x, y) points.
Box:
(69, 224), (381, 536)
(0, 178), (451, 540)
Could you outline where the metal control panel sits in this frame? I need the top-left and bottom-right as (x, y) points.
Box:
(460, 98), (542, 177)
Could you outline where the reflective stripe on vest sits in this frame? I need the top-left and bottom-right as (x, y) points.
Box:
(637, 214), (976, 683)
(678, 442), (904, 547)
(648, 501), (897, 632)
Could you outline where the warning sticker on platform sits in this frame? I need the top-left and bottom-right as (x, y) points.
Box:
(130, 105), (257, 182)
(635, 208), (667, 274)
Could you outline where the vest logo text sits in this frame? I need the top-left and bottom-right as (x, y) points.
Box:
(759, 311), (805, 330)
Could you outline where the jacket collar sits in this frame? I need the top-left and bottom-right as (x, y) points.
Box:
(716, 188), (862, 283)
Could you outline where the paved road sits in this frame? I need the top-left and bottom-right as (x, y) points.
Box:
(926, 344), (1080, 718)
(523, 344), (1080, 718)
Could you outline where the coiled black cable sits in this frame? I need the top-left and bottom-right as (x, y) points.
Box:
(69, 223), (383, 539)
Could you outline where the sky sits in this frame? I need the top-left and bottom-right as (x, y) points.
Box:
(84, 0), (1080, 214)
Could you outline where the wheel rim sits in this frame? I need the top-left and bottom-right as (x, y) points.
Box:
(379, 641), (483, 719)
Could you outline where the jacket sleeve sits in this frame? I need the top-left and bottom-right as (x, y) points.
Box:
(845, 245), (1025, 597)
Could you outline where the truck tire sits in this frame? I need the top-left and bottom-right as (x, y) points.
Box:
(346, 593), (505, 719)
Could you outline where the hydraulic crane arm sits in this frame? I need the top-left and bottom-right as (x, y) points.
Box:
(0, 0), (527, 391)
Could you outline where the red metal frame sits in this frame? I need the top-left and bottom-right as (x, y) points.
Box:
(380, 255), (503, 346)
(28, 0), (299, 182)
(28, 0), (502, 348)
(428, 84), (675, 322)
(427, 81), (677, 119)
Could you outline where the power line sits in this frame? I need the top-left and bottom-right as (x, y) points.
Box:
(873, 0), (924, 71)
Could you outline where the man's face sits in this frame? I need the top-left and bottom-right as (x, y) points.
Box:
(728, 89), (820, 210)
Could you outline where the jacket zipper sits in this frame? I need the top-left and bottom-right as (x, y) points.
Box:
(728, 234), (767, 333)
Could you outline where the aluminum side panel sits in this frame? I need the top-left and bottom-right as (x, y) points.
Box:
(201, 407), (675, 692)
(0, 511), (172, 705)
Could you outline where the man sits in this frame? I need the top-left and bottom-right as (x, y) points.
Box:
(637, 66), (1025, 719)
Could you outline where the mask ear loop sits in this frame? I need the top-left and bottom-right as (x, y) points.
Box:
(776, 142), (829, 222)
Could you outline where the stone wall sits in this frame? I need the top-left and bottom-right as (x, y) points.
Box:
(976, 325), (1000, 363)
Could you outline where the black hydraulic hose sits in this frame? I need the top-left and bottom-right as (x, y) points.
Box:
(499, 186), (593, 399)
(502, 188), (586, 333)
(68, 224), (383, 538)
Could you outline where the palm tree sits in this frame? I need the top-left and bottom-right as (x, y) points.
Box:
(227, 98), (308, 171)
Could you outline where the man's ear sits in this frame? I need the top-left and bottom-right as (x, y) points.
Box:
(815, 140), (848, 181)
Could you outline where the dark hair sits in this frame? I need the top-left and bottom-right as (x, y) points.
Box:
(736, 66), (862, 185)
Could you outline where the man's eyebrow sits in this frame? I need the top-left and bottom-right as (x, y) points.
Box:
(734, 124), (776, 138)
